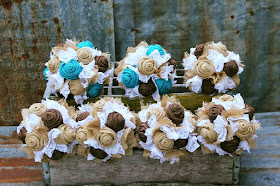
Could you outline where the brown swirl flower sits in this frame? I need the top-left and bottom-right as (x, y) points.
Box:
(69, 79), (86, 95)
(105, 112), (125, 133)
(147, 107), (165, 121)
(194, 43), (205, 59)
(95, 56), (109, 73)
(223, 60), (239, 77)
(167, 58), (177, 67)
(48, 56), (61, 73)
(137, 56), (157, 75)
(50, 150), (65, 160)
(200, 122), (218, 144)
(153, 131), (174, 152)
(245, 104), (255, 120)
(76, 126), (87, 145)
(166, 103), (185, 125)
(137, 122), (149, 143)
(194, 58), (215, 79)
(89, 147), (108, 159)
(41, 109), (63, 129)
(25, 129), (48, 151)
(76, 112), (90, 121)
(174, 139), (188, 149)
(235, 119), (255, 140)
(28, 103), (47, 117)
(138, 79), (156, 96)
(201, 79), (216, 94)
(77, 48), (93, 65)
(208, 104), (224, 122)
(54, 124), (76, 145)
(220, 136), (240, 153)
(96, 127), (118, 148)
(18, 127), (27, 144)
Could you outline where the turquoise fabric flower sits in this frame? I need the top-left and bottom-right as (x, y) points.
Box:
(121, 68), (139, 88)
(155, 78), (172, 94)
(87, 83), (103, 98)
(146, 44), (165, 56)
(59, 59), (83, 80)
(77, 40), (94, 48)
(43, 67), (49, 81)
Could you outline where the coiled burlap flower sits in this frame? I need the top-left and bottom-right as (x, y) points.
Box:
(59, 59), (83, 80)
(76, 126), (87, 145)
(231, 74), (240, 86)
(208, 104), (224, 122)
(41, 109), (63, 129)
(77, 48), (94, 65)
(200, 122), (218, 143)
(121, 68), (139, 88)
(153, 131), (174, 152)
(95, 56), (109, 73)
(147, 107), (165, 121)
(155, 78), (172, 94)
(166, 103), (185, 125)
(69, 79), (86, 95)
(28, 103), (47, 117)
(92, 99), (107, 112)
(47, 56), (61, 73)
(212, 42), (228, 57)
(235, 119), (255, 140)
(96, 127), (118, 148)
(106, 112), (125, 132)
(54, 124), (76, 145)
(223, 60), (239, 77)
(218, 94), (234, 102)
(25, 129), (48, 151)
(137, 56), (157, 75)
(138, 79), (156, 96)
(121, 127), (135, 155)
(194, 58), (215, 79)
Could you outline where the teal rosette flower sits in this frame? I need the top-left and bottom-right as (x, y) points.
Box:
(87, 83), (103, 98)
(59, 59), (83, 80)
(146, 44), (165, 56)
(77, 41), (94, 49)
(155, 78), (172, 94)
(43, 67), (49, 81)
(121, 68), (139, 88)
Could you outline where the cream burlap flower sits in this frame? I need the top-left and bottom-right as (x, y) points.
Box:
(48, 56), (61, 73)
(121, 127), (135, 155)
(76, 126), (88, 145)
(77, 48), (93, 65)
(153, 131), (174, 152)
(217, 94), (235, 102)
(54, 124), (76, 145)
(137, 56), (157, 75)
(194, 58), (215, 79)
(92, 99), (107, 112)
(231, 74), (240, 86)
(235, 119), (255, 140)
(146, 107), (165, 121)
(96, 127), (118, 148)
(69, 79), (86, 95)
(28, 103), (47, 117)
(200, 122), (218, 144)
(25, 129), (48, 151)
(203, 42), (229, 57)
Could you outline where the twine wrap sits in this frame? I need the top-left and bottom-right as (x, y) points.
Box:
(95, 56), (109, 73)
(137, 56), (157, 75)
(54, 124), (76, 145)
(153, 131), (174, 152)
(96, 127), (118, 148)
(138, 79), (156, 96)
(28, 103), (47, 117)
(200, 122), (218, 144)
(77, 48), (93, 65)
(106, 112), (125, 132)
(48, 56), (61, 73)
(235, 119), (255, 140)
(166, 103), (185, 125)
(194, 58), (215, 79)
(121, 68), (139, 88)
(59, 59), (83, 80)
(41, 109), (63, 129)
(69, 79), (86, 95)
(25, 129), (48, 151)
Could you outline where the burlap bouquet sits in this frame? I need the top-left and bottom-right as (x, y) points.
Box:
(183, 41), (244, 94)
(196, 94), (261, 156)
(136, 96), (199, 163)
(114, 41), (177, 101)
(43, 39), (113, 104)
(17, 99), (78, 162)
(75, 97), (136, 162)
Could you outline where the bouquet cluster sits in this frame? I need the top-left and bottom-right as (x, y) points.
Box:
(136, 96), (199, 163)
(43, 39), (113, 104)
(196, 94), (261, 156)
(183, 41), (244, 94)
(115, 41), (177, 101)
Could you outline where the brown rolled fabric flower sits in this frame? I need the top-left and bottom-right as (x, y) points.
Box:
(96, 127), (118, 148)
(194, 43), (205, 59)
(174, 139), (188, 149)
(18, 127), (27, 144)
(76, 112), (90, 121)
(166, 103), (185, 125)
(69, 79), (86, 95)
(194, 58), (215, 79)
(54, 124), (76, 145)
(50, 150), (65, 160)
(41, 109), (63, 129)
(76, 126), (87, 145)
(28, 103), (47, 117)
(245, 104), (255, 120)
(153, 131), (174, 152)
(220, 136), (240, 154)
(25, 129), (48, 151)
(95, 56), (109, 73)
(201, 79), (216, 94)
(200, 122), (218, 144)
(137, 56), (157, 75)
(48, 56), (61, 73)
(77, 48), (94, 65)
(137, 122), (149, 143)
(235, 119), (255, 140)
(138, 79), (156, 96)
(147, 107), (165, 121)
(223, 60), (239, 77)
(106, 112), (125, 133)
(208, 104), (224, 123)
(167, 58), (177, 67)
(89, 147), (108, 159)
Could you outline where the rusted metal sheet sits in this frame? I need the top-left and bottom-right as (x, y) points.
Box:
(0, 0), (115, 126)
(113, 0), (280, 113)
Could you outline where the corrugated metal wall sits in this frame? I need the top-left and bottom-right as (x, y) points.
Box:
(1, 0), (279, 125)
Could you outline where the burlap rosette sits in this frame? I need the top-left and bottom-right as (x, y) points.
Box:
(25, 126), (49, 152)
(28, 103), (47, 117)
(54, 124), (76, 145)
